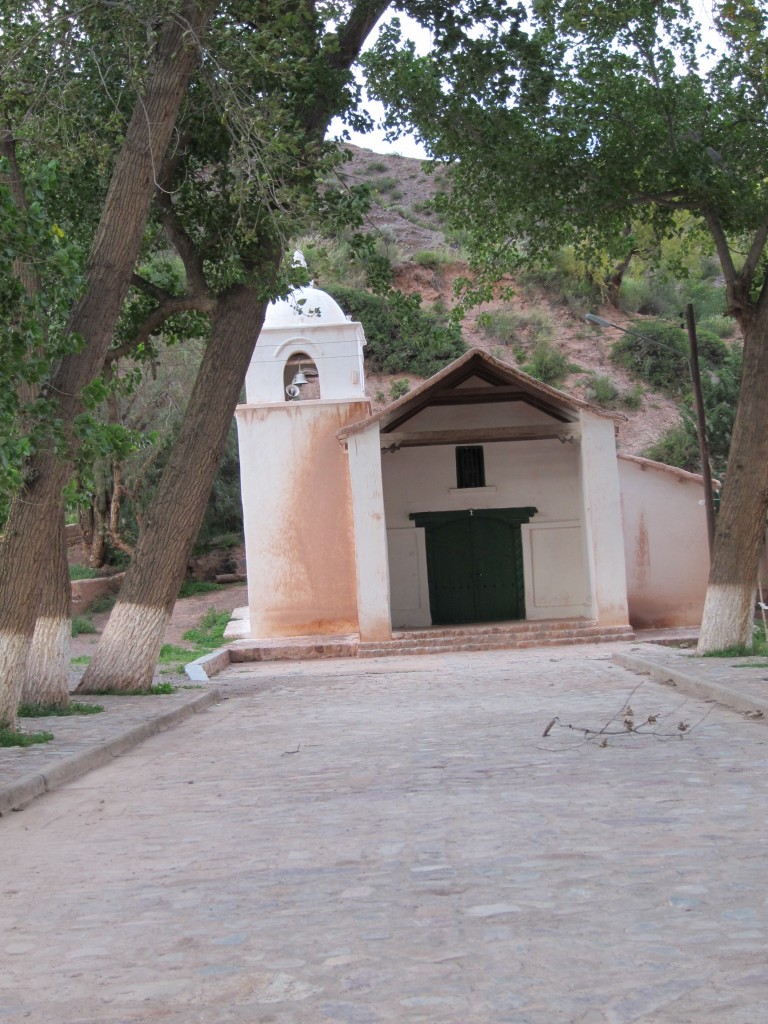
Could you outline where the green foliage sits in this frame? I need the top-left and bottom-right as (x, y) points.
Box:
(362, 160), (389, 175)
(611, 319), (729, 397)
(390, 379), (411, 400)
(611, 321), (690, 395)
(519, 253), (602, 315)
(700, 315), (737, 339)
(521, 342), (574, 388)
(621, 384), (644, 410)
(372, 176), (399, 195)
(195, 424), (243, 549)
(0, 728), (54, 747)
(0, 159), (86, 501)
(178, 580), (222, 599)
(331, 285), (466, 377)
(88, 594), (116, 615)
(182, 608), (230, 649)
(584, 374), (620, 407)
(413, 248), (453, 270)
(644, 346), (742, 478)
(71, 615), (97, 636)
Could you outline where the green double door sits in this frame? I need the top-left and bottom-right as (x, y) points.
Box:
(410, 508), (537, 626)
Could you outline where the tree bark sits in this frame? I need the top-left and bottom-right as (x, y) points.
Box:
(21, 508), (71, 709)
(77, 283), (272, 692)
(0, 1), (214, 729)
(697, 308), (768, 652)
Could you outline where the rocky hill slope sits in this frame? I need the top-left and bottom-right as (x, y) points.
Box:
(334, 145), (682, 457)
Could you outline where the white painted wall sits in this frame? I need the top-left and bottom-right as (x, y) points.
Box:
(236, 400), (370, 638)
(382, 432), (590, 627)
(346, 423), (392, 641)
(578, 410), (630, 626)
(618, 455), (710, 627)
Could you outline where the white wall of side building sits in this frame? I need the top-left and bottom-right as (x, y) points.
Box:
(236, 399), (370, 638)
(381, 402), (593, 628)
(618, 454), (710, 628)
(578, 411), (630, 627)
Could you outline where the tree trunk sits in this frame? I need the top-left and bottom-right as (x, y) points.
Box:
(21, 508), (71, 710)
(77, 283), (273, 693)
(697, 310), (768, 652)
(0, 1), (214, 729)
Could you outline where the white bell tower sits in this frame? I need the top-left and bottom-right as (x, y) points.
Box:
(235, 277), (372, 639)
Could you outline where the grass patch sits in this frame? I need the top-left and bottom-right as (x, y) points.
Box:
(699, 625), (768, 659)
(86, 682), (179, 696)
(69, 564), (98, 580)
(733, 660), (768, 669)
(0, 728), (54, 747)
(412, 248), (453, 270)
(19, 701), (104, 717)
(178, 579), (222, 599)
(71, 655), (92, 665)
(182, 608), (230, 649)
(71, 615), (97, 636)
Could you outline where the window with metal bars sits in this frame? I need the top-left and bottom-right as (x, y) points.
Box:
(455, 445), (486, 489)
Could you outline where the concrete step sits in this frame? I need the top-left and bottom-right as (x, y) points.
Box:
(228, 623), (634, 663)
(358, 624), (633, 658)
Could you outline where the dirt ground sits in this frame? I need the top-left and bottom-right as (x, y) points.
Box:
(70, 583), (247, 675)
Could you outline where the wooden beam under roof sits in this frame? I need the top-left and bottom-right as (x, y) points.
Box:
(380, 425), (580, 450)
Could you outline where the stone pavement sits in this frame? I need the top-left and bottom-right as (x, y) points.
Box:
(2, 641), (768, 1023)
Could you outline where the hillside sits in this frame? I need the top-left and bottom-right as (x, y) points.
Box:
(332, 145), (685, 457)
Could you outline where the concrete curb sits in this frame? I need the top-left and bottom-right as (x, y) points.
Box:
(185, 649), (231, 682)
(0, 689), (220, 816)
(613, 651), (768, 718)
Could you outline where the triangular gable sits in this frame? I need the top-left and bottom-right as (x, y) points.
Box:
(338, 348), (620, 442)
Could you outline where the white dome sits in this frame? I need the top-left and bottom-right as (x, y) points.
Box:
(263, 285), (349, 329)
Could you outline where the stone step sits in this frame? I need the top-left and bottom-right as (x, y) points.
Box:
(358, 625), (633, 658)
(391, 619), (597, 641)
(228, 623), (634, 663)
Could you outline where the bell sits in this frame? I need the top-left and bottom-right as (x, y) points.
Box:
(292, 370), (309, 386)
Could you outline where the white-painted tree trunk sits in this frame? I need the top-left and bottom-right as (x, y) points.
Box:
(21, 507), (72, 709)
(696, 584), (754, 654)
(76, 602), (170, 693)
(22, 617), (71, 708)
(0, 633), (31, 730)
(697, 308), (768, 653)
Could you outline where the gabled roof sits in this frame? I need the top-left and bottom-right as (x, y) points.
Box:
(338, 348), (621, 442)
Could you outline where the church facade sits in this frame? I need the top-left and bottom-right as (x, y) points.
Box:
(235, 283), (710, 642)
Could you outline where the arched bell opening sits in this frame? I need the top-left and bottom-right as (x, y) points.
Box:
(283, 351), (320, 401)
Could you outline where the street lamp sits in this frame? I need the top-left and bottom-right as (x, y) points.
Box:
(585, 305), (716, 560)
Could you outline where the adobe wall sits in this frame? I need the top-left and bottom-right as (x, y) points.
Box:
(618, 455), (710, 628)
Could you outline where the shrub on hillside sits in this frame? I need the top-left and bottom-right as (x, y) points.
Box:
(331, 285), (466, 378)
(611, 319), (729, 395)
(644, 346), (742, 477)
(521, 341), (574, 388)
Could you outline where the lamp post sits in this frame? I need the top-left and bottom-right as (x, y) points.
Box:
(585, 305), (716, 560)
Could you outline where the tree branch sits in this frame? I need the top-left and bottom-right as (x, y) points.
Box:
(131, 273), (175, 304)
(155, 144), (210, 297)
(304, 0), (391, 133)
(700, 208), (745, 320)
(106, 294), (215, 363)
